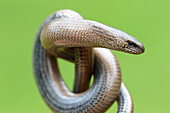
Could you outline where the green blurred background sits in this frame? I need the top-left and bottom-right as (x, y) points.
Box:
(0, 0), (170, 113)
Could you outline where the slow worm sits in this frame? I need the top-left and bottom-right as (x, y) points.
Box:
(33, 9), (144, 113)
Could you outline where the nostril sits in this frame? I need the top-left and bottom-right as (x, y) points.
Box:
(137, 43), (145, 53)
(141, 46), (145, 53)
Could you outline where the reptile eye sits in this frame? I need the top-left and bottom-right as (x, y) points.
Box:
(127, 40), (138, 48)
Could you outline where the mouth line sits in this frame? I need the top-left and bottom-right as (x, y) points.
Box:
(125, 48), (144, 54)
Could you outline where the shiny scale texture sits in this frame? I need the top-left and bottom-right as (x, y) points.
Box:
(33, 9), (144, 113)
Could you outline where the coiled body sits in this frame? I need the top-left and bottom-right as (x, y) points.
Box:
(33, 9), (144, 113)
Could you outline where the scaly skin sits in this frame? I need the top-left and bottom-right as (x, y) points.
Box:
(33, 9), (145, 113)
